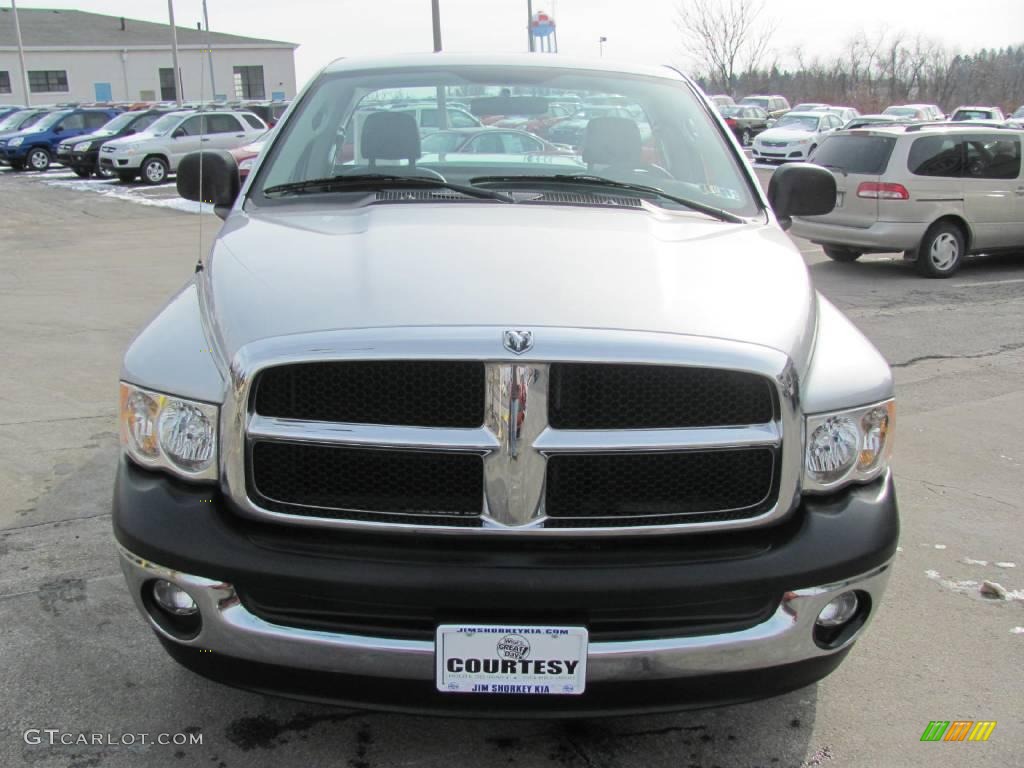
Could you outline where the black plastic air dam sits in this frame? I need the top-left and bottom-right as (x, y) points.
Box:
(112, 459), (898, 609)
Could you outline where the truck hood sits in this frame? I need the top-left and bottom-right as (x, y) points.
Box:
(202, 203), (817, 370)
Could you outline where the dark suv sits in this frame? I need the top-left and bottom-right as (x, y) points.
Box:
(58, 109), (171, 178)
(0, 107), (120, 171)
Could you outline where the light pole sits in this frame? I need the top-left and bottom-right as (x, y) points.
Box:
(167, 0), (183, 105)
(527, 0), (534, 52)
(431, 0), (442, 51)
(11, 0), (31, 106)
(599, 36), (607, 57)
(202, 0), (216, 99)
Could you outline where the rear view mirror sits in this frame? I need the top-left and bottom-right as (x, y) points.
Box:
(768, 162), (836, 230)
(177, 150), (240, 220)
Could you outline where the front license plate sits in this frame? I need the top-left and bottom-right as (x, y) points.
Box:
(436, 625), (588, 695)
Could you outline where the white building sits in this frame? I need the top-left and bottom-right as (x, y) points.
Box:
(0, 8), (297, 106)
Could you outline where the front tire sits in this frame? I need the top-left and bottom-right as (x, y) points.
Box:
(823, 245), (862, 262)
(140, 157), (168, 185)
(915, 222), (965, 278)
(27, 148), (51, 172)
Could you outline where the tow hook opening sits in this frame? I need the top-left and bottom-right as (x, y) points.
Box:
(813, 590), (871, 649)
(142, 579), (202, 640)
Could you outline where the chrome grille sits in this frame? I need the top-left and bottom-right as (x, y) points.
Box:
(227, 328), (799, 536)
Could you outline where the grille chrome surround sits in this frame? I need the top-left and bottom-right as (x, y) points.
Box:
(222, 326), (802, 536)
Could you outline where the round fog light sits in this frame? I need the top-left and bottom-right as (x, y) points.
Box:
(816, 591), (859, 627)
(152, 580), (198, 616)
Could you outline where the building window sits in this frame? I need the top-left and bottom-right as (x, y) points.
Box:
(233, 66), (265, 100)
(159, 68), (177, 101)
(28, 70), (68, 93)
(0, 71), (11, 94)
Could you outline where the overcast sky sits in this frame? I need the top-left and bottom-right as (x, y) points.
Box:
(20, 0), (1024, 84)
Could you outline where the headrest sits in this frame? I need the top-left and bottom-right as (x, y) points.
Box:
(583, 117), (642, 167)
(361, 111), (421, 162)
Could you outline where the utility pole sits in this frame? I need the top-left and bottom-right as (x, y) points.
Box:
(11, 0), (32, 106)
(431, 0), (442, 52)
(527, 0), (534, 52)
(202, 0), (216, 99)
(167, 0), (183, 106)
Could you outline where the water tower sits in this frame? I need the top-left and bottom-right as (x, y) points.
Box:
(530, 10), (558, 53)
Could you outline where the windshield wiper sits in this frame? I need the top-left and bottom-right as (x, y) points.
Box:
(263, 174), (513, 202)
(470, 174), (745, 223)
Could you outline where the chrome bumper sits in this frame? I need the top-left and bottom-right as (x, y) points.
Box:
(118, 544), (891, 683)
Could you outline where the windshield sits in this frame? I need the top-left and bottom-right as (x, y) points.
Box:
(774, 115), (820, 131)
(0, 110), (41, 131)
(1014, 107), (1024, 119)
(146, 113), (186, 136)
(952, 110), (990, 121)
(719, 106), (742, 117)
(740, 97), (770, 109)
(94, 111), (142, 135)
(252, 64), (759, 217)
(26, 111), (70, 132)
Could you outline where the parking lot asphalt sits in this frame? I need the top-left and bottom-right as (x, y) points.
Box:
(1, 165), (1022, 768)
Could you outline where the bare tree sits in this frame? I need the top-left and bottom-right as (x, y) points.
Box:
(677, 0), (777, 94)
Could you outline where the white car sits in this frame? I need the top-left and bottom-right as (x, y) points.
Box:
(751, 111), (843, 164)
(388, 105), (482, 134)
(100, 110), (267, 184)
(950, 105), (1005, 122)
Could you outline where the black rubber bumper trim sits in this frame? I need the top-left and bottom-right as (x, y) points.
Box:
(112, 459), (899, 610)
(158, 636), (851, 718)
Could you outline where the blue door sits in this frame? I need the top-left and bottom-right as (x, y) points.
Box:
(94, 82), (113, 102)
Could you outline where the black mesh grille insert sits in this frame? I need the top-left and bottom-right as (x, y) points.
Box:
(253, 361), (485, 427)
(250, 442), (483, 519)
(549, 364), (775, 429)
(545, 449), (776, 523)
(238, 586), (779, 642)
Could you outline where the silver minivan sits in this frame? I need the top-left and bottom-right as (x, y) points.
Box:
(792, 124), (1024, 276)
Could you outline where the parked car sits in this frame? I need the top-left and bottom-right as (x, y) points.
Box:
(390, 104), (482, 134)
(491, 102), (576, 138)
(709, 94), (735, 108)
(822, 106), (860, 123)
(229, 134), (270, 181)
(793, 124), (1024, 277)
(100, 109), (266, 184)
(842, 114), (909, 130)
(232, 101), (290, 128)
(125, 53), (898, 717)
(547, 105), (652, 148)
(792, 102), (830, 112)
(739, 94), (791, 119)
(0, 107), (120, 171)
(882, 104), (944, 122)
(421, 127), (574, 156)
(1008, 106), (1024, 128)
(718, 104), (769, 145)
(57, 109), (174, 178)
(751, 111), (844, 163)
(950, 106), (1005, 122)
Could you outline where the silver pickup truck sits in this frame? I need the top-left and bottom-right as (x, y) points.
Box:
(114, 54), (898, 716)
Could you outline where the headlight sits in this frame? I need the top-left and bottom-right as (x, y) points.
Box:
(9, 137), (24, 147)
(119, 382), (218, 480)
(804, 400), (894, 491)
(74, 141), (92, 152)
(795, 138), (811, 145)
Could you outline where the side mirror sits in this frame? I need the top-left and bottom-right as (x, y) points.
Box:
(172, 127), (186, 139)
(177, 150), (240, 220)
(767, 162), (836, 231)
(53, 125), (63, 134)
(125, 128), (136, 136)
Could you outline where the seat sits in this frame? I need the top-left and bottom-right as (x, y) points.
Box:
(360, 111), (421, 168)
(583, 116), (643, 169)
